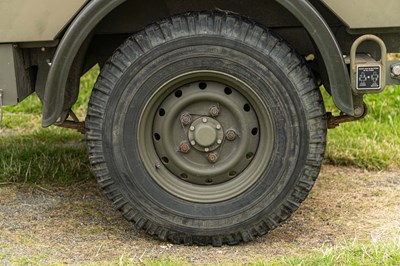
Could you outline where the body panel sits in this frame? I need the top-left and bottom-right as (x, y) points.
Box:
(0, 0), (86, 43)
(322, 0), (400, 29)
(0, 44), (17, 105)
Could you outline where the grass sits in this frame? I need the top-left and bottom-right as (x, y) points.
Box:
(254, 239), (400, 266)
(4, 239), (396, 265)
(323, 85), (400, 170)
(0, 67), (98, 184)
(58, 239), (399, 265)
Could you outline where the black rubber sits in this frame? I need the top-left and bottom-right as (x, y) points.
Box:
(86, 12), (327, 246)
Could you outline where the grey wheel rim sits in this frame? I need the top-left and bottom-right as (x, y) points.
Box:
(138, 71), (275, 203)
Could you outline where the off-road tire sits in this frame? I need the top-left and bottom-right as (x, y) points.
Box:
(86, 12), (327, 246)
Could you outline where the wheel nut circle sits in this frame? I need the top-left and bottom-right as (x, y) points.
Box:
(150, 78), (261, 188)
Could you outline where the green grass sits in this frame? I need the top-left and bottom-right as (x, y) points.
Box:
(1, 65), (399, 184)
(323, 85), (400, 170)
(77, 239), (399, 265)
(0, 130), (90, 184)
(2, 239), (398, 265)
(0, 67), (98, 184)
(253, 239), (400, 266)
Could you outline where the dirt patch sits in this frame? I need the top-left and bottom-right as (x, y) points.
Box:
(0, 166), (399, 265)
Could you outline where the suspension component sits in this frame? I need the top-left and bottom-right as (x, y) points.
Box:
(55, 109), (86, 134)
(326, 104), (368, 129)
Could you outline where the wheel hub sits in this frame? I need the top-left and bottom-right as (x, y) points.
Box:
(151, 78), (261, 186)
(139, 71), (274, 202)
(188, 117), (224, 152)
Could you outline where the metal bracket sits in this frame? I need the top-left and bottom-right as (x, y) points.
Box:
(350, 35), (387, 93)
(326, 103), (368, 129)
(55, 109), (86, 134)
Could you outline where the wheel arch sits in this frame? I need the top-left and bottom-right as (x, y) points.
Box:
(42, 0), (354, 127)
(42, 0), (127, 127)
(276, 0), (353, 115)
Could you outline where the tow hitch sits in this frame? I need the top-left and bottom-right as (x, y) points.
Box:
(350, 35), (387, 93)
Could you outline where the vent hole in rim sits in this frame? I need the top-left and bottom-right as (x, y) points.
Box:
(175, 90), (183, 98)
(224, 87), (232, 95)
(229, 171), (237, 177)
(199, 82), (207, 90)
(246, 152), (254, 160)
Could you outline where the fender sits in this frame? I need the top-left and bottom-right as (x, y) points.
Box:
(276, 0), (354, 116)
(42, 0), (354, 126)
(42, 0), (126, 127)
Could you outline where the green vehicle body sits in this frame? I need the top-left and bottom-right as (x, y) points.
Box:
(1, 0), (399, 245)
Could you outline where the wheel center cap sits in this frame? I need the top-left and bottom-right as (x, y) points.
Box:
(188, 117), (224, 152)
(194, 125), (217, 147)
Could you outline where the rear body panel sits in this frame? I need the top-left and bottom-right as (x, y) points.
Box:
(322, 0), (400, 29)
(0, 0), (86, 43)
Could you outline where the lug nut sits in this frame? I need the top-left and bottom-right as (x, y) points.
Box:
(202, 118), (208, 123)
(179, 142), (191, 153)
(207, 152), (219, 163)
(180, 113), (192, 125)
(209, 105), (220, 117)
(226, 130), (237, 141)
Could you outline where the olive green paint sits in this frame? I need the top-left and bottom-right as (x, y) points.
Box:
(0, 0), (87, 43)
(0, 45), (18, 105)
(322, 0), (400, 29)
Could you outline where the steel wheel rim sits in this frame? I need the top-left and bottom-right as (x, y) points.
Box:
(138, 71), (274, 203)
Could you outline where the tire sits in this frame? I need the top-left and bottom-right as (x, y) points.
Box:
(86, 12), (326, 246)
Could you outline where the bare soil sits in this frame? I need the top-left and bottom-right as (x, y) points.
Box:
(0, 166), (399, 265)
